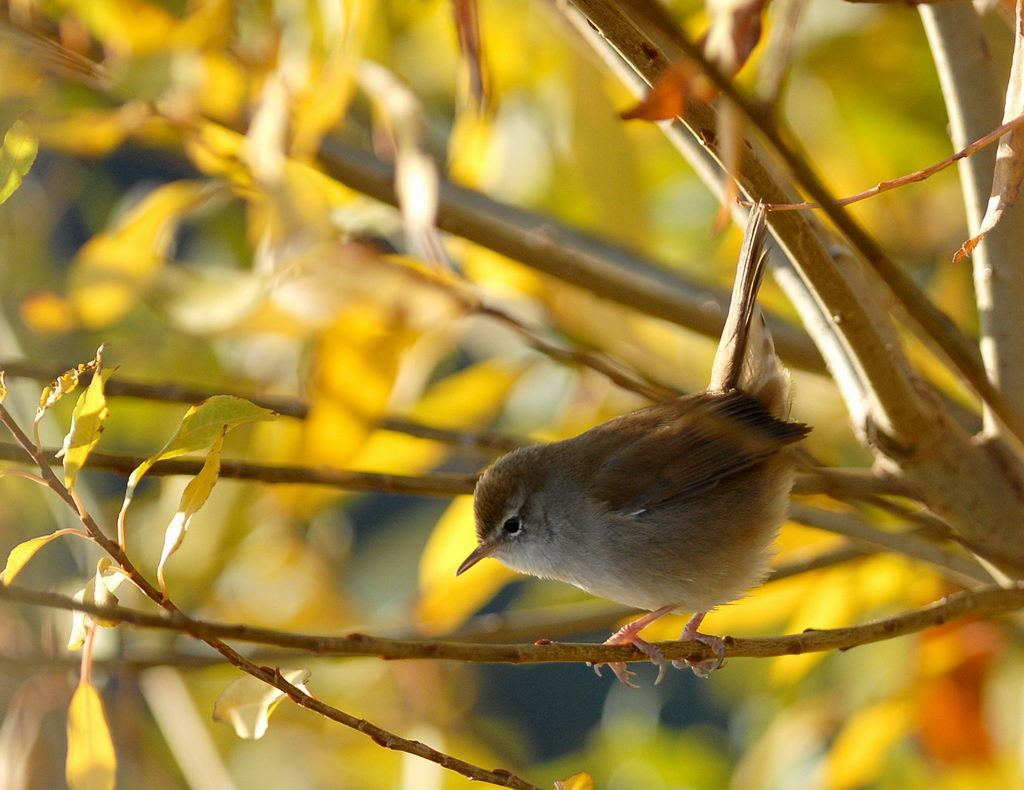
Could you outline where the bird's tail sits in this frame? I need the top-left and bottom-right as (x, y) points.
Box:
(709, 203), (791, 417)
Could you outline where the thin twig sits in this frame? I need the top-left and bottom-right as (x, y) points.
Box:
(921, 4), (1024, 442)
(0, 441), (916, 501)
(1, 581), (1020, 665)
(745, 113), (1024, 211)
(0, 442), (480, 496)
(788, 502), (992, 585)
(317, 141), (827, 374)
(0, 360), (523, 453)
(562, 0), (1024, 574)
(0, 405), (542, 790)
(585, 0), (1024, 451)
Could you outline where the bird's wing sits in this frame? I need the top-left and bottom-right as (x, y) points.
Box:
(587, 391), (809, 516)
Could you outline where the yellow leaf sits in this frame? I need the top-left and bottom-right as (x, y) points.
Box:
(34, 106), (141, 157)
(68, 559), (128, 650)
(66, 681), (116, 790)
(197, 52), (247, 122)
(350, 358), (525, 474)
(770, 565), (856, 686)
(1, 530), (70, 584)
(20, 291), (78, 334)
(213, 669), (311, 740)
(67, 0), (176, 56)
(825, 698), (912, 790)
(157, 429), (226, 593)
(36, 351), (103, 427)
(184, 121), (251, 184)
(357, 62), (439, 244)
(0, 369), (5, 402)
(58, 347), (112, 492)
(68, 180), (218, 328)
(554, 773), (595, 790)
(118, 395), (275, 524)
(0, 119), (37, 206)
(416, 496), (517, 634)
(304, 306), (418, 467)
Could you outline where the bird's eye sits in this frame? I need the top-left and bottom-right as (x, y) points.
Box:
(502, 516), (521, 535)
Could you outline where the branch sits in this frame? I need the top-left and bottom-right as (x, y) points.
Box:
(0, 358), (524, 453)
(748, 113), (1024, 212)
(0, 405), (541, 790)
(318, 141), (826, 375)
(921, 5), (1024, 441)
(624, 3), (1024, 449)
(788, 502), (992, 585)
(0, 441), (918, 502)
(561, 0), (1024, 574)
(2, 582), (1020, 666)
(0, 441), (479, 496)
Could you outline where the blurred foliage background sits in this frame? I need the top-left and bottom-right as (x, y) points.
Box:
(0, 0), (1022, 787)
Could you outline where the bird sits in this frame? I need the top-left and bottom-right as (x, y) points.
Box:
(456, 203), (809, 686)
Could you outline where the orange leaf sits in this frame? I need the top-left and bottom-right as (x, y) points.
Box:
(621, 62), (716, 122)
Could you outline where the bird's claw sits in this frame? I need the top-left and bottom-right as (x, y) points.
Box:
(590, 660), (639, 688)
(593, 633), (667, 687)
(673, 632), (726, 678)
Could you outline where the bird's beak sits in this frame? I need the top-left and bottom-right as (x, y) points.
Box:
(455, 542), (497, 576)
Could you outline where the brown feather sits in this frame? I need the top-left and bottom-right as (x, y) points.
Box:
(581, 390), (808, 515)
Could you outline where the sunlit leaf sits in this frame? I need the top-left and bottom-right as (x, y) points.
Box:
(0, 119), (37, 206)
(825, 698), (912, 790)
(213, 669), (311, 740)
(35, 103), (150, 158)
(0, 369), (5, 402)
(20, 291), (78, 334)
(304, 306), (418, 467)
(57, 346), (112, 492)
(289, 0), (377, 156)
(1, 530), (72, 585)
(705, 0), (768, 78)
(66, 681), (116, 790)
(157, 428), (226, 594)
(769, 564), (856, 685)
(68, 0), (176, 56)
(554, 773), (595, 790)
(68, 180), (219, 328)
(36, 351), (103, 428)
(68, 559), (128, 650)
(357, 61), (442, 263)
(417, 496), (517, 634)
(118, 395), (275, 525)
(349, 358), (525, 474)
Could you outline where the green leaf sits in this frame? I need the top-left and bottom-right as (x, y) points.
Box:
(156, 428), (225, 594)
(213, 668), (311, 739)
(117, 395), (275, 529)
(57, 346), (112, 492)
(1, 530), (70, 584)
(66, 680), (116, 790)
(0, 120), (38, 206)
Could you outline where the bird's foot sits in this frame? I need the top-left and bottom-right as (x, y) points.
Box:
(671, 611), (726, 678)
(590, 606), (674, 687)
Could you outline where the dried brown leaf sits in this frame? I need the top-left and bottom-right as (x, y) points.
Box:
(955, 0), (1024, 261)
(621, 61), (716, 121)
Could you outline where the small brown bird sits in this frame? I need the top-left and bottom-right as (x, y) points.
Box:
(457, 204), (809, 685)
